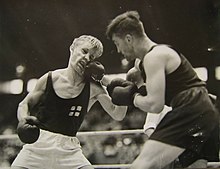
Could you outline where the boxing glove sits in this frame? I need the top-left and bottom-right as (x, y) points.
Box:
(17, 116), (40, 144)
(84, 61), (105, 82)
(126, 67), (146, 95)
(126, 67), (143, 85)
(111, 80), (138, 106)
(138, 85), (147, 96)
(106, 78), (126, 97)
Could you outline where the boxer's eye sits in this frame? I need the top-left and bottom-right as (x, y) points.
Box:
(82, 48), (88, 54)
(90, 55), (95, 61)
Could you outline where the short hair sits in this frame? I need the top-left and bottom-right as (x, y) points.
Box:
(106, 11), (145, 39)
(71, 35), (103, 57)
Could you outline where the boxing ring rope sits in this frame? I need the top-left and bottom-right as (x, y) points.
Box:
(0, 129), (144, 140)
(0, 129), (219, 168)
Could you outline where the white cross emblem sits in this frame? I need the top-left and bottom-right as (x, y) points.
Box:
(69, 106), (82, 117)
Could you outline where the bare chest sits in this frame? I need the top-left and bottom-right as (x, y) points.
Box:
(53, 78), (85, 99)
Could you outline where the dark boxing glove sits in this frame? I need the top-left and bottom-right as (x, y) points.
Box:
(17, 116), (40, 144)
(138, 85), (147, 96)
(106, 78), (126, 97)
(111, 80), (138, 106)
(84, 61), (105, 82)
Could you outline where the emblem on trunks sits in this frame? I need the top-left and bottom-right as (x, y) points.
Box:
(69, 106), (82, 117)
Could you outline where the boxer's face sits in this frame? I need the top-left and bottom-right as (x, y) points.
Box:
(70, 41), (101, 76)
(112, 34), (135, 61)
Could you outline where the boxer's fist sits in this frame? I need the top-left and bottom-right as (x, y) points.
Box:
(138, 85), (147, 96)
(84, 61), (105, 82)
(111, 80), (138, 105)
(106, 78), (126, 97)
(17, 116), (40, 144)
(126, 67), (146, 96)
(126, 67), (143, 85)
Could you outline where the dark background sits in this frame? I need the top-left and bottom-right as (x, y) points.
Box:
(0, 0), (220, 132)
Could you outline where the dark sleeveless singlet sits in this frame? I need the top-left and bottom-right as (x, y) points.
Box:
(29, 72), (90, 136)
(139, 45), (219, 167)
(139, 45), (206, 106)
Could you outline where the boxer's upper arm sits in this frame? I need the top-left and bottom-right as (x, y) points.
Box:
(134, 53), (166, 113)
(144, 54), (166, 109)
(17, 74), (47, 121)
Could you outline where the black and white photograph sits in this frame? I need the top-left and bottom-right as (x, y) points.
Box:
(0, 0), (220, 168)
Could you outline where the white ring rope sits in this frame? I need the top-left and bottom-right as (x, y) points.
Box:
(0, 163), (219, 169)
(94, 162), (220, 168)
(0, 129), (219, 168)
(0, 129), (144, 140)
(93, 164), (131, 168)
